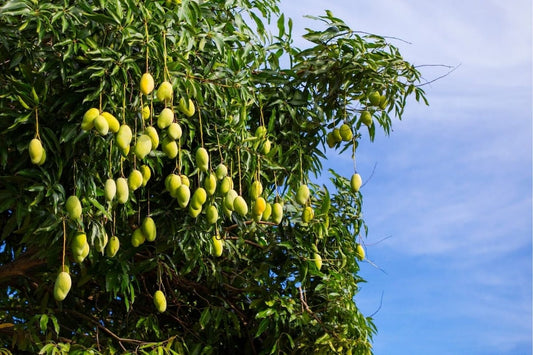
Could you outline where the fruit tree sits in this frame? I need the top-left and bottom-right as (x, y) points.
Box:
(0, 0), (426, 353)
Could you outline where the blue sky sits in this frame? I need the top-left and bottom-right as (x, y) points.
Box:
(278, 1), (532, 354)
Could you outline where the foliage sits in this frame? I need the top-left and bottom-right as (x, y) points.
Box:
(0, 0), (425, 353)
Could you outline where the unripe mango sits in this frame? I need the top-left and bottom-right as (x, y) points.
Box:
(128, 169), (143, 191)
(141, 105), (150, 120)
(180, 174), (190, 187)
(153, 290), (167, 313)
(196, 147), (209, 173)
(116, 177), (129, 204)
(224, 189), (238, 211)
(71, 232), (87, 256)
(140, 165), (151, 186)
(66, 195), (82, 220)
(191, 187), (207, 209)
(219, 176), (233, 194)
(379, 95), (388, 110)
(369, 91), (381, 106)
(131, 228), (146, 247)
(29, 138), (44, 165)
(295, 184), (310, 205)
(134, 134), (152, 160)
(145, 126), (159, 150)
(326, 132), (337, 148)
(166, 173), (182, 196)
(272, 202), (283, 224)
(106, 236), (120, 257)
(101, 112), (120, 133)
(116, 124), (133, 151)
(233, 196), (248, 217)
(360, 111), (372, 127)
(204, 173), (217, 196)
(94, 114), (109, 135)
(176, 184), (190, 208)
(212, 235), (223, 257)
(81, 108), (99, 130)
(141, 216), (157, 242)
(74, 241), (90, 263)
(262, 139), (272, 154)
(215, 163), (228, 180)
(167, 122), (182, 140)
(53, 271), (72, 301)
(161, 138), (178, 159)
(339, 124), (353, 141)
(255, 125), (267, 138)
(178, 97), (195, 117)
(157, 108), (174, 129)
(350, 173), (362, 192)
(189, 205), (202, 218)
(250, 180), (263, 200)
(104, 178), (116, 202)
(314, 252), (322, 271)
(356, 243), (365, 261)
(206, 205), (218, 224)
(302, 206), (314, 223)
(140, 72), (155, 95)
(262, 203), (272, 221)
(156, 81), (173, 102)
(332, 128), (342, 143)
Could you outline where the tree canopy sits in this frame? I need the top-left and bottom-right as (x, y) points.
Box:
(0, 0), (426, 354)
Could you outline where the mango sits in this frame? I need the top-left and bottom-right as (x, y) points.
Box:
(141, 216), (157, 242)
(66, 195), (82, 220)
(128, 169), (143, 191)
(188, 205), (202, 218)
(314, 252), (322, 271)
(224, 189), (238, 211)
(81, 108), (99, 131)
(255, 125), (267, 138)
(212, 235), (223, 257)
(140, 165), (151, 186)
(131, 228), (146, 247)
(206, 205), (218, 224)
(339, 124), (353, 141)
(272, 202), (283, 224)
(191, 187), (207, 209)
(360, 111), (372, 127)
(37, 148), (47, 165)
(180, 174), (190, 187)
(350, 173), (362, 192)
(204, 173), (217, 196)
(176, 184), (190, 208)
(196, 147), (209, 173)
(145, 126), (159, 149)
(29, 138), (44, 165)
(250, 180), (263, 200)
(116, 177), (129, 204)
(53, 271), (72, 301)
(161, 138), (178, 159)
(153, 290), (167, 313)
(369, 91), (381, 106)
(252, 197), (266, 216)
(71, 232), (87, 256)
(134, 134), (152, 160)
(106, 236), (120, 257)
(157, 108), (174, 129)
(178, 97), (195, 117)
(233, 196), (248, 217)
(94, 114), (109, 135)
(262, 203), (272, 221)
(101, 112), (120, 133)
(116, 124), (133, 152)
(302, 206), (314, 223)
(141, 105), (150, 120)
(140, 72), (155, 95)
(167, 122), (182, 140)
(156, 81), (173, 102)
(295, 184), (310, 205)
(215, 163), (228, 180)
(166, 173), (182, 196)
(104, 178), (116, 202)
(219, 176), (233, 194)
(356, 243), (365, 261)
(74, 241), (90, 263)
